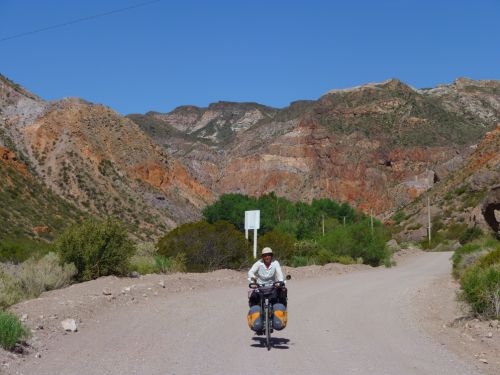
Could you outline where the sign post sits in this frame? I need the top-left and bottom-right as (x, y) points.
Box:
(245, 210), (260, 259)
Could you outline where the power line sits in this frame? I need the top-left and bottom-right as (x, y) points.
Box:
(0, 0), (162, 43)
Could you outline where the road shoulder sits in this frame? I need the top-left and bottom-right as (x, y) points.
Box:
(412, 268), (500, 375)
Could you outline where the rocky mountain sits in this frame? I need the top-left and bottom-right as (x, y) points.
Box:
(129, 78), (500, 215)
(393, 123), (500, 242)
(2, 73), (499, 241)
(0, 74), (213, 240)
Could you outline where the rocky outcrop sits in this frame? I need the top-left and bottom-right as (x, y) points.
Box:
(482, 185), (500, 237)
(394, 123), (500, 240)
(0, 146), (27, 174)
(20, 101), (214, 235)
(131, 78), (500, 216)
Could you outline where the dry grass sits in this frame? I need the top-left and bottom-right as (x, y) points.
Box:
(0, 252), (76, 308)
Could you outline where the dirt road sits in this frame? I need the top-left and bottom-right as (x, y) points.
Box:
(10, 252), (482, 375)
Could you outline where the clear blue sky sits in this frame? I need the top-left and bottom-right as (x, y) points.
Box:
(1, 0), (499, 115)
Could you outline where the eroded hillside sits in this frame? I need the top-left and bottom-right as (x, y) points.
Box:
(0, 75), (214, 239)
(129, 78), (500, 215)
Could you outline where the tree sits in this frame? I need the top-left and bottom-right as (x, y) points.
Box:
(157, 220), (249, 272)
(259, 230), (296, 264)
(54, 218), (135, 281)
(202, 194), (256, 230)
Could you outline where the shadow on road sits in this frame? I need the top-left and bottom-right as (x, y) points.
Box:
(251, 337), (290, 349)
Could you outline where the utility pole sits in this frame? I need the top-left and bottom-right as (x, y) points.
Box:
(343, 216), (346, 226)
(322, 214), (325, 236)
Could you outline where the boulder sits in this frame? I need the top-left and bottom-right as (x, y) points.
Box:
(61, 319), (77, 332)
(401, 227), (428, 243)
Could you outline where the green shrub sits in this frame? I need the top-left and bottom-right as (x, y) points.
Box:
(392, 210), (406, 224)
(129, 255), (156, 275)
(319, 220), (390, 266)
(290, 255), (314, 267)
(318, 226), (354, 257)
(0, 311), (31, 350)
(259, 230), (296, 264)
(444, 223), (468, 241)
(420, 221), (484, 250)
(292, 240), (324, 259)
(336, 255), (356, 265)
(476, 248), (500, 269)
(171, 252), (187, 272)
(154, 256), (173, 273)
(316, 249), (337, 265)
(459, 264), (500, 318)
(129, 254), (181, 275)
(0, 238), (51, 263)
(459, 227), (483, 245)
(452, 243), (482, 278)
(54, 218), (135, 281)
(0, 253), (76, 308)
(157, 221), (248, 272)
(454, 185), (467, 196)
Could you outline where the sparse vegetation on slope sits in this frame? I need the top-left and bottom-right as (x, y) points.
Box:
(451, 236), (500, 319)
(0, 152), (85, 243)
(0, 252), (76, 309)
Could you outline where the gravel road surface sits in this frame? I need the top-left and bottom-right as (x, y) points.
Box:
(12, 251), (481, 375)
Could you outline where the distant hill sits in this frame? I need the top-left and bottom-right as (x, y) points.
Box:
(0, 74), (213, 240)
(1, 73), (499, 241)
(128, 78), (500, 215)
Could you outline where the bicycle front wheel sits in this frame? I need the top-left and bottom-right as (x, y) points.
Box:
(265, 305), (271, 350)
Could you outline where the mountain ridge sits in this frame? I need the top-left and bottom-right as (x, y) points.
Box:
(128, 77), (500, 217)
(1, 74), (499, 240)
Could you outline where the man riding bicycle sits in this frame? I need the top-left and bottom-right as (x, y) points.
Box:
(247, 247), (287, 307)
(247, 247), (288, 339)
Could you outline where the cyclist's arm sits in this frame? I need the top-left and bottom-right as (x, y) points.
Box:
(274, 261), (284, 282)
(248, 261), (260, 282)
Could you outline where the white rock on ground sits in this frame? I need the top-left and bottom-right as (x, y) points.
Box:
(61, 319), (77, 332)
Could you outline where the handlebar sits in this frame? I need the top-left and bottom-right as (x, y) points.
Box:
(248, 275), (290, 289)
(248, 281), (286, 289)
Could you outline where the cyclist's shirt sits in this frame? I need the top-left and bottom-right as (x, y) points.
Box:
(248, 259), (284, 285)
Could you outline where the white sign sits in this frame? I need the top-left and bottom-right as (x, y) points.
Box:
(245, 210), (260, 230)
(245, 210), (260, 259)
